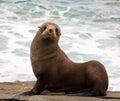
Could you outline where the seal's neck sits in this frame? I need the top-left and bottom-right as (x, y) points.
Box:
(31, 39), (60, 61)
(39, 40), (59, 54)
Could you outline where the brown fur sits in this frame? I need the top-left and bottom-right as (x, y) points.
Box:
(15, 22), (109, 97)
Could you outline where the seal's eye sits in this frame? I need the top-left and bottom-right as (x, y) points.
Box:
(55, 28), (61, 36)
(43, 25), (47, 31)
(55, 28), (58, 33)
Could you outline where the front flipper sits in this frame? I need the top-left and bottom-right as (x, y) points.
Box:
(9, 78), (45, 99)
(8, 91), (36, 99)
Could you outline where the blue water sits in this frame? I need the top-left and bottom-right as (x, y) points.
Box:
(0, 0), (120, 91)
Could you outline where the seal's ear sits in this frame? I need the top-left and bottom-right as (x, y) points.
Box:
(59, 32), (61, 36)
(59, 32), (61, 35)
(38, 26), (41, 28)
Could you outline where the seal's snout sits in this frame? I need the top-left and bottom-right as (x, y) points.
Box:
(39, 22), (61, 41)
(49, 28), (53, 33)
(42, 27), (56, 40)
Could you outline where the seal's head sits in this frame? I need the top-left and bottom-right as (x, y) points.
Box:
(38, 22), (61, 42)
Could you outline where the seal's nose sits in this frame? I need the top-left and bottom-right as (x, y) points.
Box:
(49, 29), (53, 33)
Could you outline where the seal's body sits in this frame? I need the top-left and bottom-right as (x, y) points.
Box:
(20, 22), (108, 96)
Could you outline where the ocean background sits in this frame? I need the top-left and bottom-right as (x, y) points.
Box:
(0, 0), (120, 91)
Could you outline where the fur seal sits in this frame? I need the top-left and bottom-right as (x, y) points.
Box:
(15, 22), (109, 97)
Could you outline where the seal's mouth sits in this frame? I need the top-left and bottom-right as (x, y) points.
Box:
(40, 25), (59, 41)
(42, 28), (56, 41)
(38, 22), (61, 42)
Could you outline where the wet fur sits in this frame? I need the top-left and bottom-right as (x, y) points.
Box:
(12, 22), (108, 98)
